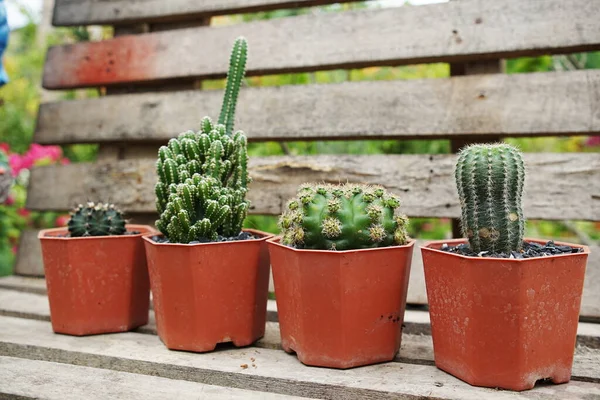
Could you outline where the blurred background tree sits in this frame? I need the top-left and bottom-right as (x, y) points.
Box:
(0, 0), (599, 275)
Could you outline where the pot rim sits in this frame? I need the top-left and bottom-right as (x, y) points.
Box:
(421, 237), (590, 262)
(142, 228), (273, 247)
(38, 224), (157, 241)
(267, 236), (416, 254)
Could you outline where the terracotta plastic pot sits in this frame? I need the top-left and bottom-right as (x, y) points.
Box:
(143, 229), (272, 352)
(268, 237), (415, 369)
(421, 238), (589, 391)
(39, 224), (155, 336)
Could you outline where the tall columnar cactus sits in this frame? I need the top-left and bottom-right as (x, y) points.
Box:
(154, 37), (250, 243)
(68, 202), (127, 237)
(279, 183), (409, 251)
(455, 143), (525, 254)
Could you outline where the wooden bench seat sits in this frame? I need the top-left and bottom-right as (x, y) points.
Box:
(0, 277), (599, 399)
(8, 0), (600, 397)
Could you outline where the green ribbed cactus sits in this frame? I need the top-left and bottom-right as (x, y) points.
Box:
(154, 37), (250, 243)
(68, 202), (127, 237)
(279, 183), (409, 251)
(455, 143), (525, 253)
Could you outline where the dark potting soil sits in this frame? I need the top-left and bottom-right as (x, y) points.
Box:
(441, 240), (583, 259)
(53, 231), (141, 238)
(151, 231), (256, 244)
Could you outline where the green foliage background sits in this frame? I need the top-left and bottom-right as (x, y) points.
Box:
(1, 1), (599, 275)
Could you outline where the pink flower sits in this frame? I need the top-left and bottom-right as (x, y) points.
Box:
(55, 215), (70, 227)
(5, 195), (14, 206)
(0, 143), (9, 153)
(17, 208), (31, 218)
(9, 154), (32, 176)
(585, 136), (600, 147)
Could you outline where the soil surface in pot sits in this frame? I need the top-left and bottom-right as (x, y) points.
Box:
(150, 231), (256, 244)
(49, 231), (142, 238)
(442, 240), (583, 259)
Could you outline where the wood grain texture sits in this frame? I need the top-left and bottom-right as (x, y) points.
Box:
(14, 230), (44, 277)
(43, 0), (600, 89)
(52, 0), (353, 26)
(35, 70), (600, 144)
(25, 154), (600, 221)
(0, 356), (303, 400)
(1, 316), (599, 399)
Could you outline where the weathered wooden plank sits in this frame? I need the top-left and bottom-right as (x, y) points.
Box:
(1, 316), (599, 399)
(52, 0), (353, 26)
(35, 70), (600, 144)
(25, 154), (600, 221)
(1, 285), (598, 349)
(0, 356), (302, 400)
(43, 0), (600, 89)
(14, 229), (44, 277)
(0, 275), (47, 295)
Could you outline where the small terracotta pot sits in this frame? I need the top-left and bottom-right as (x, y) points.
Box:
(143, 229), (272, 352)
(268, 237), (415, 369)
(39, 224), (155, 336)
(421, 238), (589, 391)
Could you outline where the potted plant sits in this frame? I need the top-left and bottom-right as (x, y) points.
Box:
(142, 37), (272, 353)
(421, 143), (590, 391)
(39, 202), (155, 336)
(267, 183), (415, 369)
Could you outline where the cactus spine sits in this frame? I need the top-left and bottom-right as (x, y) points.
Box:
(154, 38), (250, 243)
(68, 202), (127, 237)
(455, 143), (525, 253)
(279, 183), (409, 251)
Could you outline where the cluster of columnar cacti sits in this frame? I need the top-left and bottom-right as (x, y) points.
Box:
(279, 183), (409, 251)
(154, 37), (250, 243)
(68, 202), (127, 237)
(455, 143), (525, 254)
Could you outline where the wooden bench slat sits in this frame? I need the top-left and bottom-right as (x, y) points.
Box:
(0, 283), (599, 348)
(43, 0), (600, 89)
(1, 315), (599, 398)
(25, 154), (600, 220)
(52, 0), (353, 26)
(35, 70), (600, 145)
(0, 356), (302, 400)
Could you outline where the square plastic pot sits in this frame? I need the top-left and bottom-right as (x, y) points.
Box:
(143, 229), (272, 352)
(268, 237), (415, 369)
(421, 238), (589, 391)
(39, 224), (155, 336)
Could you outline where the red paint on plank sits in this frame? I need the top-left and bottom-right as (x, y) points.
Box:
(43, 35), (159, 89)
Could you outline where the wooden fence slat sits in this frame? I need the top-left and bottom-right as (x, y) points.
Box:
(35, 70), (600, 145)
(43, 0), (600, 89)
(25, 154), (600, 221)
(52, 0), (354, 26)
(1, 316), (599, 398)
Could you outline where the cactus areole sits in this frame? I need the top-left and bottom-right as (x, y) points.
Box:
(154, 37), (250, 244)
(455, 143), (525, 254)
(279, 183), (409, 251)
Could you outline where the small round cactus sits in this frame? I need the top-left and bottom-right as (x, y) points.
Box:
(455, 143), (525, 253)
(68, 202), (127, 237)
(279, 183), (409, 251)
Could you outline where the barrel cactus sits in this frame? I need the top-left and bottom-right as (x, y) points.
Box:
(455, 143), (525, 253)
(154, 37), (250, 243)
(279, 183), (409, 251)
(68, 202), (127, 237)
